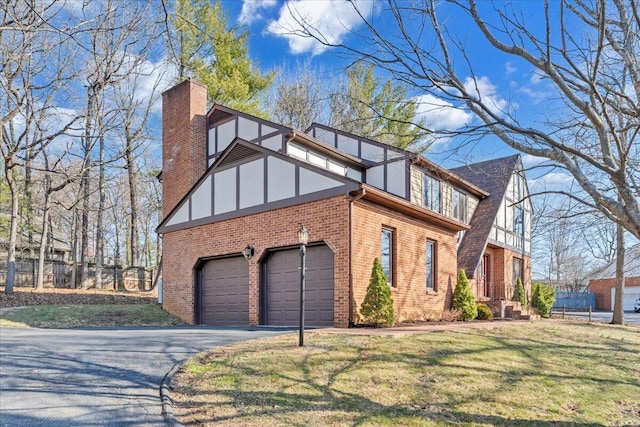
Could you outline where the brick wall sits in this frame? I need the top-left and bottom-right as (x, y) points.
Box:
(589, 276), (640, 310)
(162, 195), (351, 326)
(351, 199), (458, 322)
(162, 79), (208, 217)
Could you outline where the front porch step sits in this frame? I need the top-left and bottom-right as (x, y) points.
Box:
(490, 300), (540, 320)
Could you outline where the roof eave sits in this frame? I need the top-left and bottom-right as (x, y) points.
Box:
(353, 185), (470, 232)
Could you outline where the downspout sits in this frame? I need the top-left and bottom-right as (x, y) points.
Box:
(348, 187), (366, 327)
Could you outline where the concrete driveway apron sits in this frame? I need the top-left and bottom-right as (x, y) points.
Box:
(0, 326), (288, 426)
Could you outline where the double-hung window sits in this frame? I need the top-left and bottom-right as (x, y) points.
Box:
(453, 189), (467, 223)
(423, 174), (441, 213)
(426, 240), (436, 291)
(381, 227), (394, 286)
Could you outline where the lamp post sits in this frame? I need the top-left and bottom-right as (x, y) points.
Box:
(297, 224), (309, 347)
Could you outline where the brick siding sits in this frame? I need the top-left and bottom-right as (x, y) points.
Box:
(351, 199), (459, 322)
(162, 195), (351, 326)
(161, 79), (208, 217)
(589, 276), (640, 310)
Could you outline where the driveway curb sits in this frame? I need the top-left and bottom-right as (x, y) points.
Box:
(161, 360), (186, 427)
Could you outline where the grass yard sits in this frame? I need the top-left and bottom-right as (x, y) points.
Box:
(0, 304), (184, 328)
(171, 321), (640, 426)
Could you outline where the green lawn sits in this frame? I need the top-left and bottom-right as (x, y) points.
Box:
(0, 304), (184, 328)
(171, 322), (640, 426)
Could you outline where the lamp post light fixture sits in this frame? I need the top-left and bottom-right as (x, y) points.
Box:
(297, 224), (309, 347)
(242, 245), (255, 261)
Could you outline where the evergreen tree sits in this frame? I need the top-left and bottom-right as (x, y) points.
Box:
(169, 0), (274, 115)
(360, 258), (395, 327)
(330, 62), (429, 151)
(531, 282), (555, 317)
(514, 277), (527, 307)
(452, 269), (477, 321)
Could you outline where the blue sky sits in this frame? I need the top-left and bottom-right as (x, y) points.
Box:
(219, 1), (564, 182)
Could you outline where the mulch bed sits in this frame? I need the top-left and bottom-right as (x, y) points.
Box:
(0, 286), (157, 309)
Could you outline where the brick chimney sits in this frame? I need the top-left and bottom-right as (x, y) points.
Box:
(161, 79), (208, 218)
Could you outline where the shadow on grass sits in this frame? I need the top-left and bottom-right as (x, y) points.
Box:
(174, 324), (640, 426)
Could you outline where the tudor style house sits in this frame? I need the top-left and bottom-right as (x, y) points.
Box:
(158, 79), (532, 327)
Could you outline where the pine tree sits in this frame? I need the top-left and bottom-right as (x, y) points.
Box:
(330, 62), (429, 151)
(360, 258), (395, 327)
(169, 0), (274, 115)
(451, 269), (477, 321)
(514, 277), (527, 307)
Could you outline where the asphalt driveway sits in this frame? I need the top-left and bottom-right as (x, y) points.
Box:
(0, 326), (289, 426)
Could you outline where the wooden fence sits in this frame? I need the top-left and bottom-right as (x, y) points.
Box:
(0, 258), (155, 291)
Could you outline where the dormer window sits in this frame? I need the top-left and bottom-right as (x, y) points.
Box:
(423, 174), (441, 213)
(287, 141), (362, 180)
(453, 189), (467, 223)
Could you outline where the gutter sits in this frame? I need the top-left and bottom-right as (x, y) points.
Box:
(348, 187), (367, 327)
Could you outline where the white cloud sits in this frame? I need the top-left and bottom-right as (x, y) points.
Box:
(463, 76), (509, 117)
(521, 154), (547, 167)
(530, 172), (574, 189)
(414, 94), (473, 131)
(238, 0), (278, 25)
(529, 70), (545, 85)
(505, 62), (516, 75)
(266, 0), (375, 55)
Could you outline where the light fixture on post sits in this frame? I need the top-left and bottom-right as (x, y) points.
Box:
(242, 245), (255, 261)
(297, 224), (309, 347)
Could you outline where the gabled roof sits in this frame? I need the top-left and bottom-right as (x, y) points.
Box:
(157, 137), (360, 233)
(451, 155), (521, 277)
(588, 244), (640, 280)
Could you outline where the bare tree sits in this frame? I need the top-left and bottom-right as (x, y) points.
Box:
(267, 61), (327, 131)
(1, 0), (79, 292)
(288, 0), (640, 239)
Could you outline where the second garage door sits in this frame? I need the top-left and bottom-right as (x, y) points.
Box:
(265, 245), (334, 326)
(201, 256), (249, 326)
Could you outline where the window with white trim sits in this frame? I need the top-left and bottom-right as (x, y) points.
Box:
(423, 174), (441, 213)
(381, 227), (394, 286)
(426, 240), (436, 291)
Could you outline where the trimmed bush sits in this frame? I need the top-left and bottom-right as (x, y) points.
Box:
(360, 258), (395, 327)
(476, 303), (494, 320)
(451, 269), (477, 321)
(514, 277), (527, 308)
(531, 282), (555, 317)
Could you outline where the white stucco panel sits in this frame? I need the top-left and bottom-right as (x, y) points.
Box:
(191, 175), (212, 219)
(366, 165), (385, 190)
(267, 156), (295, 202)
(166, 202), (189, 226)
(214, 167), (237, 214)
(239, 159), (264, 209)
(386, 160), (406, 198)
(299, 168), (343, 195)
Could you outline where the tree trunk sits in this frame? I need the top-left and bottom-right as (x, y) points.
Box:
(35, 177), (51, 290)
(611, 223), (625, 324)
(80, 88), (95, 290)
(4, 162), (19, 294)
(126, 138), (139, 267)
(95, 115), (105, 288)
(70, 207), (79, 289)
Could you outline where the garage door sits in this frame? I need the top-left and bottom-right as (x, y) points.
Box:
(611, 286), (640, 312)
(265, 245), (334, 326)
(201, 256), (249, 325)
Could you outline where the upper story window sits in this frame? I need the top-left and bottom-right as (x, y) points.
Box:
(423, 174), (441, 213)
(381, 227), (394, 286)
(453, 189), (467, 223)
(287, 142), (362, 180)
(514, 205), (524, 236)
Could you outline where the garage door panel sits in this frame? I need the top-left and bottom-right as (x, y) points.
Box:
(266, 245), (334, 327)
(201, 256), (249, 326)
